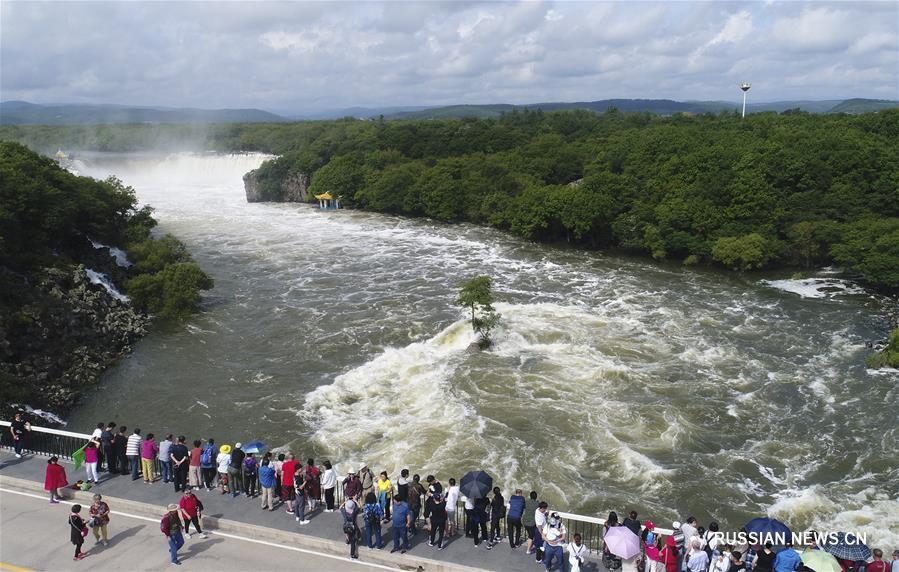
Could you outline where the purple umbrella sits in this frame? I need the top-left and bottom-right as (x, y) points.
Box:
(604, 525), (642, 560)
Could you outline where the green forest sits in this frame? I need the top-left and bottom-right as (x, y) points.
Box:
(241, 109), (899, 291)
(2, 109), (898, 291)
(0, 142), (213, 320)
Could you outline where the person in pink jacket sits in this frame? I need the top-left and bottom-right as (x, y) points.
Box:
(140, 433), (159, 483)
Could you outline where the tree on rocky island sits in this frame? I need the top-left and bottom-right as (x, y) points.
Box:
(457, 275), (500, 349)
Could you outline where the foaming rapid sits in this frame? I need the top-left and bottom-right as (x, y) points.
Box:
(64, 152), (898, 546)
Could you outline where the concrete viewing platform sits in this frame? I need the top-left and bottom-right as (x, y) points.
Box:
(0, 451), (601, 571)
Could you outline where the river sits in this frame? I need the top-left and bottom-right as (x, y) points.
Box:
(67, 153), (898, 546)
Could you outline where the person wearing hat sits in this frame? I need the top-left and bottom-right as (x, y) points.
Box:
(343, 470), (362, 502)
(160, 503), (185, 565)
(228, 442), (245, 498)
(216, 445), (232, 494)
(359, 464), (375, 500)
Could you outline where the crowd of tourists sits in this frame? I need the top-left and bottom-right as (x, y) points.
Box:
(13, 415), (899, 571)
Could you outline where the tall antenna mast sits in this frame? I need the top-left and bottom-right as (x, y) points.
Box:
(740, 82), (751, 118)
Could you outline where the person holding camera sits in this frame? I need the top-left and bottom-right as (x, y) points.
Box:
(89, 494), (110, 546)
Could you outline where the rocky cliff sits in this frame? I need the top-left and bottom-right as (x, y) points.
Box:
(0, 262), (148, 415)
(244, 169), (310, 202)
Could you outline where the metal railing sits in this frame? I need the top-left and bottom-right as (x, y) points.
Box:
(1, 420), (671, 552)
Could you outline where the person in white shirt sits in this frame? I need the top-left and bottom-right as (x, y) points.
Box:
(320, 460), (337, 512)
(711, 548), (731, 572)
(216, 445), (232, 494)
(541, 512), (566, 572)
(568, 532), (589, 572)
(534, 502), (549, 562)
(444, 479), (460, 536)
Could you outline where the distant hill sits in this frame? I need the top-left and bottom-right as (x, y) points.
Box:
(0, 102), (286, 124)
(378, 98), (897, 120)
(828, 98), (899, 114)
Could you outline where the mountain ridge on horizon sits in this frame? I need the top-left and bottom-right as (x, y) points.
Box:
(2, 97), (896, 124)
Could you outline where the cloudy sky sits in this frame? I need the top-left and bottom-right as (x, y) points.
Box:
(1, 1), (897, 113)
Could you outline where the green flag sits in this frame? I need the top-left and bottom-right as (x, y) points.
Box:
(72, 443), (88, 471)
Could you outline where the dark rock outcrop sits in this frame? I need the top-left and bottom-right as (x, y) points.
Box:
(244, 169), (310, 203)
(0, 264), (148, 417)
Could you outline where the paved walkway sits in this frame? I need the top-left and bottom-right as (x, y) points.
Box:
(0, 487), (387, 571)
(0, 451), (599, 571)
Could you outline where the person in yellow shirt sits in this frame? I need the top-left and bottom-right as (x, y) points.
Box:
(377, 471), (393, 522)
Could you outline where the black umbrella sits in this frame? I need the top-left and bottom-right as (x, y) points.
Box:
(460, 470), (493, 499)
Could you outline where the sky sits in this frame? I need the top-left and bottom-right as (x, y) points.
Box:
(1, 1), (897, 114)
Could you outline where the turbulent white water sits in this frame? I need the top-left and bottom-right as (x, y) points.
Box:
(67, 153), (899, 547)
(85, 268), (129, 302)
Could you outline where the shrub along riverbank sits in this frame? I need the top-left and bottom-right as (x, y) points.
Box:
(0, 142), (213, 414)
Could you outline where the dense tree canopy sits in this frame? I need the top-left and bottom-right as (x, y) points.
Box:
(3, 108), (898, 288)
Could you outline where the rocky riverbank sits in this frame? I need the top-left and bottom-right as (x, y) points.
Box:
(0, 260), (148, 420)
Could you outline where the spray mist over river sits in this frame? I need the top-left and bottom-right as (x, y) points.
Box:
(67, 153), (897, 545)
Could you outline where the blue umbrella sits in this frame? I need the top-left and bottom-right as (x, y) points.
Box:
(821, 533), (872, 561)
(459, 470), (493, 499)
(241, 440), (266, 454)
(744, 517), (792, 545)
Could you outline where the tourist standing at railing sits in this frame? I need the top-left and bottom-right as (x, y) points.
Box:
(228, 442), (245, 497)
(472, 497), (491, 548)
(359, 464), (375, 500)
(114, 426), (129, 476)
(377, 471), (393, 523)
(534, 501), (549, 562)
(661, 535), (680, 572)
(69, 504), (88, 561)
(273, 453), (285, 492)
(141, 433), (158, 483)
(45, 456), (68, 503)
(542, 511), (566, 571)
(259, 458), (277, 510)
(216, 445), (232, 494)
(321, 460), (337, 512)
(294, 465), (310, 524)
(188, 440), (203, 489)
(344, 470), (362, 502)
(158, 435), (174, 484)
(89, 493), (110, 546)
(390, 495), (411, 554)
(100, 423), (116, 473)
(362, 491), (384, 549)
(10, 411), (32, 458)
(569, 533), (588, 572)
(426, 491), (447, 550)
(84, 441), (101, 484)
(179, 487), (207, 539)
(397, 469), (409, 501)
(687, 539), (710, 572)
(646, 529), (663, 572)
(200, 439), (216, 489)
(624, 511), (642, 537)
(489, 486), (505, 544)
(603, 511), (622, 570)
(407, 474), (426, 535)
(341, 498), (360, 560)
(170, 436), (190, 493)
(281, 454), (298, 510)
(90, 422), (104, 470)
(522, 491), (540, 556)
(507, 488), (525, 548)
(305, 458), (320, 511)
(445, 478), (460, 536)
(126, 428), (142, 481)
(243, 453), (258, 497)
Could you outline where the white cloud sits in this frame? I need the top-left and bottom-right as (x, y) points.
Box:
(0, 1), (896, 111)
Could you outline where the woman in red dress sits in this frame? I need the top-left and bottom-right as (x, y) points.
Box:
(45, 456), (68, 503)
(304, 458), (321, 511)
